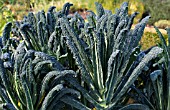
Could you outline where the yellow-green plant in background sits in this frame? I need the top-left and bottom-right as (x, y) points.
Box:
(0, 1), (14, 35)
(100, 0), (144, 23)
(0, 0), (145, 36)
(30, 0), (144, 23)
(140, 32), (168, 50)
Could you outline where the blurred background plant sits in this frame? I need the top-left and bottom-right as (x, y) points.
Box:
(141, 0), (170, 25)
(140, 32), (168, 50)
(0, 0), (14, 35)
(0, 0), (170, 50)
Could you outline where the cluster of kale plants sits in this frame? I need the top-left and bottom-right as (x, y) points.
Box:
(0, 2), (169, 110)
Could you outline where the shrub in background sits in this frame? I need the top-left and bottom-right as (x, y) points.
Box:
(0, 1), (14, 35)
(142, 0), (170, 25)
(140, 32), (168, 50)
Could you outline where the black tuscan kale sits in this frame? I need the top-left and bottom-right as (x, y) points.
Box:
(0, 2), (164, 110)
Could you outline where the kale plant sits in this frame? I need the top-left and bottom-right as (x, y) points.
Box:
(0, 2), (164, 110)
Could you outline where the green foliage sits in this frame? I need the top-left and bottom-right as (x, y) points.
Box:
(142, 0), (170, 25)
(129, 27), (170, 110)
(150, 27), (170, 110)
(140, 32), (168, 50)
(0, 1), (14, 35)
(0, 2), (165, 110)
(0, 21), (81, 110)
(0, 49), (80, 110)
(119, 103), (150, 110)
(57, 2), (160, 109)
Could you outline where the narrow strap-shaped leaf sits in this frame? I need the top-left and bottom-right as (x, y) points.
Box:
(111, 46), (163, 106)
(86, 10), (96, 28)
(61, 23), (95, 90)
(61, 2), (73, 15)
(65, 77), (104, 109)
(40, 84), (63, 110)
(27, 59), (37, 106)
(93, 31), (104, 93)
(48, 28), (61, 52)
(62, 18), (93, 75)
(164, 28), (170, 109)
(113, 51), (146, 99)
(0, 59), (21, 110)
(22, 25), (41, 51)
(118, 103), (150, 110)
(131, 86), (155, 110)
(150, 70), (163, 110)
(21, 58), (31, 78)
(95, 2), (105, 19)
(21, 80), (34, 110)
(118, 2), (128, 17)
(47, 9), (56, 33)
(167, 28), (170, 51)
(37, 21), (46, 48)
(48, 30), (58, 52)
(106, 51), (121, 104)
(47, 88), (80, 110)
(98, 30), (107, 75)
(155, 26), (170, 67)
(14, 57), (26, 107)
(0, 85), (10, 103)
(126, 12), (139, 30)
(111, 31), (130, 90)
(106, 15), (117, 38)
(106, 15), (119, 58)
(105, 50), (120, 103)
(134, 24), (146, 47)
(61, 96), (91, 110)
(131, 16), (150, 47)
(39, 10), (46, 24)
(113, 28), (128, 51)
(39, 21), (49, 49)
(20, 24), (34, 49)
(167, 29), (170, 98)
(2, 22), (12, 46)
(47, 12), (56, 34)
(19, 50), (34, 73)
(39, 70), (76, 103)
(114, 19), (126, 40)
(34, 51), (63, 70)
(21, 59), (36, 106)
(27, 12), (37, 30)
(167, 60), (170, 110)
(34, 60), (53, 76)
(96, 14), (108, 31)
